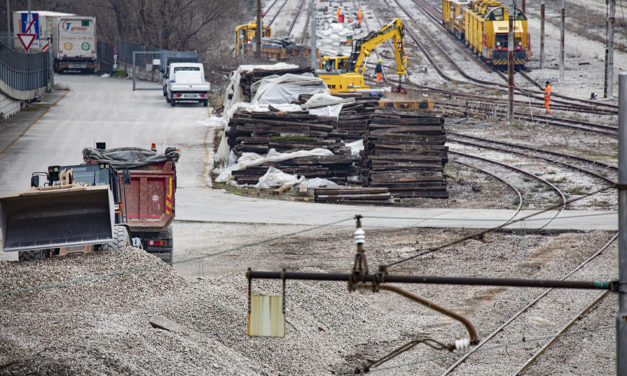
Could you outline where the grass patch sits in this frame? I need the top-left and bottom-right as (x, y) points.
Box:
(111, 70), (128, 78)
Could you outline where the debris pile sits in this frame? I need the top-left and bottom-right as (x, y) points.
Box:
(361, 111), (448, 199)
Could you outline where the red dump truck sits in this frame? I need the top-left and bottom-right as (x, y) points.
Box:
(0, 145), (178, 264)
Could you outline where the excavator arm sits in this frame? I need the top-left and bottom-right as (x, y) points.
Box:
(347, 18), (408, 77)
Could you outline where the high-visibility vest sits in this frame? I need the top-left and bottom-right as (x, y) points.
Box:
(544, 85), (551, 101)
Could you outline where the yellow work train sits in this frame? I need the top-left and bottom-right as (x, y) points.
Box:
(442, 0), (530, 68)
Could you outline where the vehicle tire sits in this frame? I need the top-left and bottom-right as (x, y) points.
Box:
(101, 225), (130, 252)
(18, 249), (47, 261)
(202, 99), (208, 107)
(171, 99), (176, 107)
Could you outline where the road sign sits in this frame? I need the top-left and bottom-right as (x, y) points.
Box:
(20, 12), (39, 37)
(17, 33), (37, 51)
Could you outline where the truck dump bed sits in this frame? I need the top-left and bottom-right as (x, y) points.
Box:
(83, 147), (178, 232)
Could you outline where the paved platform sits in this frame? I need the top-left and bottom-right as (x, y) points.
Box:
(175, 188), (618, 231)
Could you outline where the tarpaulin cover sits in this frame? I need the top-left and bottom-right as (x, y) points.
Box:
(251, 73), (328, 105)
(82, 147), (180, 170)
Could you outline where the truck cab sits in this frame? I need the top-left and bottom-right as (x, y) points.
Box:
(161, 55), (200, 96)
(165, 62), (211, 107)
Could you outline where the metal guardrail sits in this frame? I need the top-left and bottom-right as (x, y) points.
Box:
(0, 39), (50, 93)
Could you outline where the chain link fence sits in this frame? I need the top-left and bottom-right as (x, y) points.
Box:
(0, 39), (51, 93)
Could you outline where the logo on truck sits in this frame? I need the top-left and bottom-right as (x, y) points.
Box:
(81, 42), (90, 51)
(64, 42), (73, 50)
(63, 21), (89, 32)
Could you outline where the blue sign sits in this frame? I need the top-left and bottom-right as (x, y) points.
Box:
(20, 12), (39, 40)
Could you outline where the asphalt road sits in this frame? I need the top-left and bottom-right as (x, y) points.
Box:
(0, 75), (618, 261)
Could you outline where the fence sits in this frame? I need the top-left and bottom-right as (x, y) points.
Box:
(98, 39), (197, 74)
(0, 39), (51, 100)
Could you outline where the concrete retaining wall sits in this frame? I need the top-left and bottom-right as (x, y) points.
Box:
(0, 91), (21, 121)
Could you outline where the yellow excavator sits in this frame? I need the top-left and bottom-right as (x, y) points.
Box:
(317, 18), (408, 94)
(234, 21), (272, 57)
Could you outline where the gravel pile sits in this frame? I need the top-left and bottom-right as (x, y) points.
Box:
(0, 225), (618, 375)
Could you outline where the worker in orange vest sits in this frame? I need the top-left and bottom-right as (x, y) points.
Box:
(337, 6), (341, 22)
(357, 8), (363, 24)
(375, 59), (383, 82)
(544, 81), (552, 114)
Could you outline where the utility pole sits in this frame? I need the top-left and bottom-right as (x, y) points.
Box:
(540, 0), (545, 69)
(617, 72), (627, 376)
(6, 0), (10, 42)
(255, 0), (262, 59)
(507, 0), (514, 122)
(310, 0), (317, 70)
(604, 0), (615, 99)
(26, 0), (30, 54)
(521, 0), (525, 14)
(559, 0), (565, 82)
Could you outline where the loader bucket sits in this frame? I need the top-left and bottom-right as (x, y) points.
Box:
(0, 185), (114, 252)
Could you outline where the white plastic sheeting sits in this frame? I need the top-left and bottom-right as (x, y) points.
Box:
(251, 73), (328, 105)
(255, 167), (304, 188)
(302, 93), (354, 118)
(215, 148), (333, 184)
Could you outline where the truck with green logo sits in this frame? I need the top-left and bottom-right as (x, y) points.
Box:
(12, 11), (98, 73)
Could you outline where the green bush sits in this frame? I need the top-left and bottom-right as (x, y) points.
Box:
(111, 70), (128, 78)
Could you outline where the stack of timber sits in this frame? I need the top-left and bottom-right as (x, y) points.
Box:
(297, 94), (379, 140)
(227, 109), (344, 156)
(362, 110), (448, 199)
(314, 187), (392, 205)
(226, 109), (359, 185)
(238, 67), (314, 102)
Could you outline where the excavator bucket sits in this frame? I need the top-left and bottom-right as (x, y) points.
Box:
(0, 185), (114, 252)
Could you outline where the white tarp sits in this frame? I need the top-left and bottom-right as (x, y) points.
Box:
(251, 73), (328, 105)
(255, 167), (303, 189)
(215, 148), (333, 184)
(301, 93), (355, 118)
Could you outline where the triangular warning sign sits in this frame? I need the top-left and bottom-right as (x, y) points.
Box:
(17, 33), (37, 51)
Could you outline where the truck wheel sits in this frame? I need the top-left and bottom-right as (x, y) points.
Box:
(18, 249), (47, 261)
(202, 99), (208, 107)
(171, 100), (176, 107)
(101, 225), (130, 252)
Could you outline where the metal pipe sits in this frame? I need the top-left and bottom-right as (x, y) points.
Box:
(365, 284), (479, 344)
(247, 271), (613, 290)
(617, 72), (627, 376)
(507, 1), (514, 122)
(605, 0), (615, 99)
(560, 0), (565, 82)
(255, 0), (262, 59)
(310, 0), (316, 70)
(540, 0), (545, 69)
(6, 0), (10, 39)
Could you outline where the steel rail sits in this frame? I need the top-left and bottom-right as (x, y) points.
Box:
(448, 133), (617, 185)
(512, 291), (610, 375)
(440, 232), (618, 375)
(450, 150), (566, 229)
(287, 0), (306, 38)
(450, 160), (524, 222)
(268, 0), (289, 27)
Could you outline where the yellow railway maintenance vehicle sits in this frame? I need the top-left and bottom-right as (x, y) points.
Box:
(442, 0), (530, 69)
(234, 21), (272, 57)
(317, 18), (408, 94)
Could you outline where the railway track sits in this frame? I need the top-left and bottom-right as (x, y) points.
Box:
(266, 0), (289, 28)
(450, 150), (566, 225)
(388, 0), (618, 117)
(441, 233), (617, 375)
